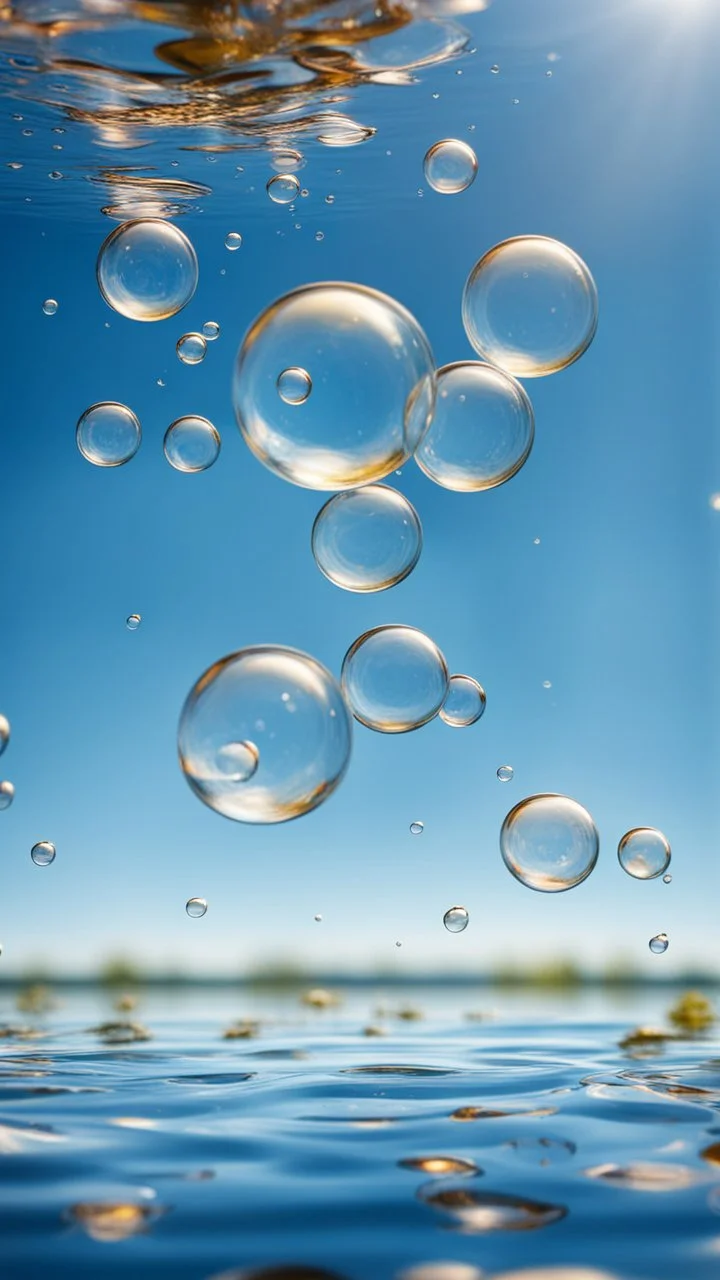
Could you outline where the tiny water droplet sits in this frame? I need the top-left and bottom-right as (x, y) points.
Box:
(649, 933), (669, 955)
(497, 765), (514, 782)
(42, 298), (58, 315)
(202, 321), (220, 341)
(277, 367), (312, 405)
(314, 914), (323, 922)
(186, 897), (207, 918)
(443, 906), (469, 933)
(225, 232), (242, 251)
(663, 874), (672, 884)
(176, 333), (207, 365)
(126, 614), (141, 631)
(267, 174), (300, 204)
(533, 537), (541, 545)
(542, 680), (552, 689)
(31, 841), (56, 866)
(410, 821), (424, 836)
(490, 64), (500, 74)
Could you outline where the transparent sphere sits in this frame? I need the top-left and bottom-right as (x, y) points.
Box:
(416, 362), (534, 491)
(439, 675), (486, 727)
(342, 625), (448, 733)
(267, 174), (300, 204)
(203, 321), (220, 341)
(497, 765), (514, 783)
(423, 139), (477, 194)
(176, 333), (207, 365)
(164, 416), (221, 473)
(617, 827), (671, 880)
(500, 793), (600, 893)
(225, 232), (242, 251)
(0, 714), (9, 757)
(31, 841), (56, 866)
(233, 283), (435, 490)
(42, 298), (58, 316)
(186, 897), (207, 918)
(649, 933), (669, 955)
(462, 236), (599, 377)
(311, 485), (422, 593)
(443, 905), (469, 933)
(0, 780), (15, 810)
(97, 219), (198, 322)
(76, 402), (141, 468)
(663, 874), (672, 885)
(410, 821), (424, 835)
(178, 646), (352, 824)
(126, 614), (141, 630)
(277, 367), (312, 405)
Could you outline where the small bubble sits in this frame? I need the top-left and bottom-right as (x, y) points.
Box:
(215, 740), (259, 783)
(7, 161), (22, 170)
(267, 174), (300, 204)
(618, 828), (671, 880)
(314, 914), (323, 922)
(546, 70), (553, 77)
(417, 188), (424, 198)
(649, 933), (669, 955)
(490, 64), (500, 74)
(424, 139), (478, 195)
(432, 92), (440, 100)
(512, 98), (520, 105)
(410, 821), (424, 836)
(443, 906), (469, 933)
(542, 680), (552, 689)
(315, 231), (325, 242)
(156, 378), (165, 387)
(42, 298), (58, 315)
(52, 144), (63, 151)
(22, 128), (33, 136)
(31, 841), (56, 866)
(225, 231), (242, 251)
(176, 333), (207, 365)
(501, 793), (599, 893)
(164, 416), (221, 473)
(126, 614), (141, 631)
(186, 897), (208, 918)
(497, 765), (514, 782)
(325, 194), (335, 205)
(663, 874), (672, 884)
(52, 126), (65, 134)
(440, 675), (486, 727)
(202, 321), (220, 341)
(11, 113), (23, 121)
(76, 402), (141, 467)
(0, 781), (15, 811)
(48, 170), (63, 180)
(0, 715), (10, 758)
(300, 188), (309, 198)
(277, 366), (312, 405)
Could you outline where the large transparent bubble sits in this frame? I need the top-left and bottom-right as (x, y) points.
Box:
(618, 827), (671, 880)
(500, 793), (599, 892)
(97, 219), (198, 322)
(233, 283), (436, 490)
(416, 362), (534, 491)
(341, 625), (449, 733)
(311, 485), (422, 592)
(178, 646), (352, 824)
(462, 237), (598, 377)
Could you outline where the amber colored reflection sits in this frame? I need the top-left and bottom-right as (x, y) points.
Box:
(67, 1201), (165, 1241)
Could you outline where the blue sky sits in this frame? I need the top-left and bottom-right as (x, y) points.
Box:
(1, 0), (718, 977)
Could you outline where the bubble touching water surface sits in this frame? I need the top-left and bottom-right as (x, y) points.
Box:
(97, 219), (198, 321)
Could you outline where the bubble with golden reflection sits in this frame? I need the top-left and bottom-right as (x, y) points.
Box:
(311, 486), (422, 592)
(97, 220), (198, 321)
(342, 625), (449, 732)
(76, 402), (141, 468)
(617, 827), (671, 880)
(500, 794), (600, 892)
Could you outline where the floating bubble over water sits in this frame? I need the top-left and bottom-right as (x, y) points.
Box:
(0, 781), (15, 810)
(617, 827), (671, 880)
(663, 874), (672, 884)
(462, 236), (599, 377)
(416, 362), (534, 491)
(164, 416), (221, 472)
(203, 321), (220, 341)
(267, 174), (301, 204)
(342, 625), (448, 733)
(176, 333), (207, 365)
(0, 715), (9, 757)
(126, 614), (141, 631)
(649, 933), (669, 955)
(97, 219), (198, 321)
(410, 821), (424, 835)
(186, 897), (207, 918)
(42, 298), (58, 315)
(439, 675), (486, 727)
(423, 139), (477, 194)
(225, 232), (242, 251)
(234, 283), (435, 490)
(178, 646), (352, 823)
(76, 402), (141, 468)
(277, 367), (312, 406)
(215, 740), (259, 783)
(311, 485), (422, 593)
(443, 906), (469, 933)
(31, 841), (56, 866)
(500, 793), (600, 893)
(497, 765), (514, 782)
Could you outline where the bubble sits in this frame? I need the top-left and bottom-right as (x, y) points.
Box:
(42, 298), (58, 315)
(176, 333), (207, 365)
(0, 781), (15, 811)
(270, 148), (305, 172)
(76, 402), (141, 468)
(497, 765), (514, 782)
(462, 236), (599, 377)
(31, 841), (56, 866)
(234, 283), (435, 490)
(663, 874), (672, 884)
(423, 139), (478, 194)
(203, 321), (220, 341)
(0, 715), (10, 757)
(500, 794), (600, 893)
(395, 941), (402, 948)
(126, 614), (141, 631)
(490, 64), (500, 73)
(164, 416), (221, 473)
(267, 174), (300, 204)
(617, 827), (671, 880)
(225, 232), (242, 251)
(186, 897), (207, 918)
(416, 362), (534, 492)
(178, 646), (352, 824)
(443, 906), (469, 933)
(439, 675), (486, 727)
(410, 821), (424, 836)
(97, 219), (198, 322)
(649, 933), (669, 955)
(341, 625), (449, 733)
(277, 367), (312, 406)
(314, 913), (323, 922)
(311, 485), (422, 593)
(315, 231), (325, 243)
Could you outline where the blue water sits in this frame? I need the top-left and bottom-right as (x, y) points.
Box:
(2, 989), (720, 1278)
